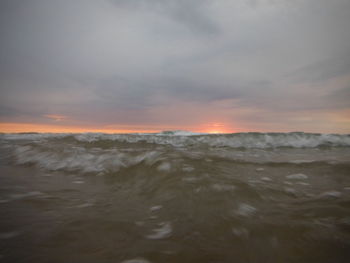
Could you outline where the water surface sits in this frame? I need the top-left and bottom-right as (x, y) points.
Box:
(0, 132), (350, 262)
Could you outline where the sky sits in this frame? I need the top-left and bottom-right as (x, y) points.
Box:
(1, 0), (350, 134)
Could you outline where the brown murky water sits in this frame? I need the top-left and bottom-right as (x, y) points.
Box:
(0, 132), (350, 263)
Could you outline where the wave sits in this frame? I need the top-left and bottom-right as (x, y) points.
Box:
(1, 131), (349, 174)
(1, 131), (350, 148)
(11, 145), (165, 174)
(7, 144), (348, 175)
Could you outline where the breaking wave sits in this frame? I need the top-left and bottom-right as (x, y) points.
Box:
(1, 131), (350, 148)
(1, 131), (349, 174)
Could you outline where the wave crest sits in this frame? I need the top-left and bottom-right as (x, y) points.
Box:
(2, 132), (349, 148)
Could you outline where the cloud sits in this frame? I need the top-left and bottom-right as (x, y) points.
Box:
(110, 0), (219, 35)
(325, 85), (350, 109)
(287, 52), (350, 84)
(44, 114), (67, 121)
(0, 0), (350, 132)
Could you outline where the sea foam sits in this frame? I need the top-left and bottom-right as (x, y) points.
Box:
(1, 132), (349, 174)
(2, 132), (350, 148)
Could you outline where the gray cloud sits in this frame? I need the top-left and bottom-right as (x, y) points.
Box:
(110, 0), (219, 35)
(287, 52), (350, 84)
(0, 0), (350, 131)
(325, 86), (350, 109)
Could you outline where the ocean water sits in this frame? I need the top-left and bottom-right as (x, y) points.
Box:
(0, 132), (350, 263)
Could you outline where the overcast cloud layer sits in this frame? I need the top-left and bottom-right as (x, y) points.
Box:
(1, 0), (350, 133)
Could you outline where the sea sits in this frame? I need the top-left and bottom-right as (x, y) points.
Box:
(0, 131), (350, 263)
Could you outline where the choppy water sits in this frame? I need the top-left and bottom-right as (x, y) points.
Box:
(0, 132), (350, 263)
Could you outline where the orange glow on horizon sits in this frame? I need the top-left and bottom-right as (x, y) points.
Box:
(201, 122), (234, 134)
(0, 122), (237, 134)
(207, 130), (224, 134)
(205, 129), (233, 134)
(0, 122), (157, 134)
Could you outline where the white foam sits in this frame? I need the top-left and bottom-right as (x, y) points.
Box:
(296, 182), (310, 186)
(319, 191), (342, 198)
(146, 222), (172, 239)
(3, 132), (350, 148)
(157, 162), (171, 172)
(11, 145), (164, 174)
(10, 191), (43, 200)
(212, 184), (236, 191)
(261, 177), (272, 182)
(235, 203), (257, 217)
(232, 227), (249, 238)
(284, 187), (297, 195)
(2, 132), (350, 175)
(150, 205), (162, 212)
(72, 180), (85, 184)
(286, 173), (308, 180)
(75, 203), (93, 208)
(2, 133), (69, 141)
(182, 176), (198, 182)
(182, 165), (195, 172)
(290, 160), (316, 164)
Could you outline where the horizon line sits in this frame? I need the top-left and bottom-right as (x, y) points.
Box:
(0, 122), (349, 135)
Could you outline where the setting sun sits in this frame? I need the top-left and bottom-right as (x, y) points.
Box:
(202, 122), (233, 134)
(208, 130), (222, 134)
